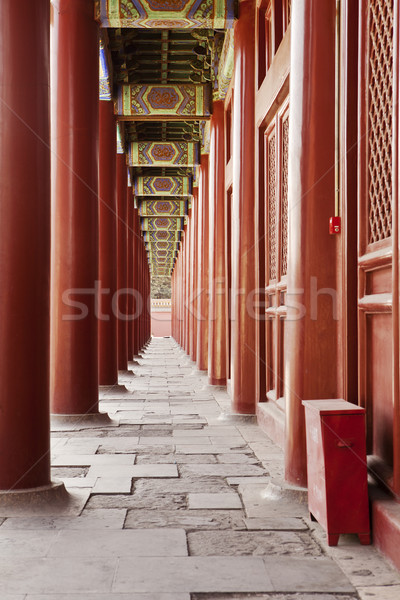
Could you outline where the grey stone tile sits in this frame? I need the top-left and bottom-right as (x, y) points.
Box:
(124, 509), (246, 530)
(188, 530), (322, 556)
(217, 454), (259, 464)
(92, 478), (133, 494)
(1, 509), (127, 530)
(0, 529), (59, 557)
(358, 586), (400, 599)
(264, 557), (355, 592)
(181, 464), (267, 477)
(114, 556), (273, 593)
(245, 517), (309, 531)
(28, 595), (190, 600)
(48, 528), (188, 557)
(227, 477), (271, 485)
(87, 463), (179, 478)
(52, 454), (136, 466)
(188, 493), (242, 510)
(60, 477), (97, 488)
(0, 557), (116, 594)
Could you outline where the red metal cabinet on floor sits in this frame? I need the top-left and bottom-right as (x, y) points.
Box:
(302, 399), (371, 546)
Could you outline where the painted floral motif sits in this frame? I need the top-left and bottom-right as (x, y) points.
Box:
(151, 145), (176, 161)
(148, 88), (180, 109)
(147, 0), (188, 10)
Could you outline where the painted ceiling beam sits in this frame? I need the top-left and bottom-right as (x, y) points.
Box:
(135, 175), (192, 196)
(144, 230), (182, 243)
(95, 0), (236, 29)
(139, 199), (188, 217)
(141, 217), (185, 231)
(129, 141), (199, 167)
(117, 84), (211, 118)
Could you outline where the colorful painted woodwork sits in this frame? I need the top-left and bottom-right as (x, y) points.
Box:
(139, 199), (188, 217)
(200, 120), (211, 154)
(144, 230), (181, 243)
(99, 38), (112, 101)
(135, 175), (192, 196)
(129, 141), (199, 166)
(217, 29), (234, 100)
(142, 217), (185, 231)
(95, 0), (236, 29)
(116, 122), (125, 154)
(117, 84), (211, 117)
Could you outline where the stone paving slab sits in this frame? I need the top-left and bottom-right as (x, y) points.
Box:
(181, 464), (267, 477)
(27, 595), (190, 600)
(113, 556), (274, 593)
(188, 530), (322, 556)
(358, 585), (400, 599)
(191, 595), (357, 600)
(264, 557), (355, 593)
(188, 493), (242, 510)
(0, 338), (397, 597)
(92, 477), (133, 494)
(0, 529), (59, 557)
(0, 557), (117, 594)
(124, 509), (246, 530)
(47, 528), (188, 557)
(88, 464), (178, 478)
(52, 454), (136, 466)
(1, 509), (127, 530)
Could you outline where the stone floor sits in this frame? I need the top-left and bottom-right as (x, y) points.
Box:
(0, 337), (399, 599)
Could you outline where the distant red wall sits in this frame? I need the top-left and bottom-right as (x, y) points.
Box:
(151, 310), (171, 337)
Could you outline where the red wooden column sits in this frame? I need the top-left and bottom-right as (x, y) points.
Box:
(127, 189), (134, 360)
(285, 0), (337, 486)
(190, 190), (198, 361)
(0, 0), (52, 490)
(98, 101), (118, 385)
(231, 0), (257, 412)
(51, 0), (101, 416)
(137, 238), (143, 350)
(116, 155), (128, 370)
(185, 221), (191, 353)
(178, 246), (184, 346)
(197, 155), (210, 370)
(133, 208), (140, 356)
(208, 100), (227, 385)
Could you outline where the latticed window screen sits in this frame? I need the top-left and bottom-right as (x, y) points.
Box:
(367, 0), (393, 244)
(268, 133), (277, 281)
(281, 116), (289, 276)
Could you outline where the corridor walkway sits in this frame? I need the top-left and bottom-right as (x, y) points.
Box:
(0, 338), (399, 598)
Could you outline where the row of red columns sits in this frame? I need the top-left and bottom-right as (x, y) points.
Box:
(171, 0), (339, 491)
(171, 100), (228, 388)
(171, 3), (257, 406)
(0, 0), (150, 492)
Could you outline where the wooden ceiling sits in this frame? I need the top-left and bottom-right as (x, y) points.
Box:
(99, 1), (236, 278)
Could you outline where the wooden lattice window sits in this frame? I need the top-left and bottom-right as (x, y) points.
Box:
(367, 0), (393, 244)
(267, 131), (277, 281)
(281, 115), (289, 276)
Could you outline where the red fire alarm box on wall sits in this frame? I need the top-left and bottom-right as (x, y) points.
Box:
(302, 399), (371, 546)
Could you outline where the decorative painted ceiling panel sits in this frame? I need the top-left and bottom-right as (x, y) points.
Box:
(95, 0), (236, 29)
(142, 217), (185, 231)
(135, 175), (192, 196)
(139, 199), (188, 217)
(117, 84), (211, 117)
(129, 141), (199, 166)
(144, 230), (182, 243)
